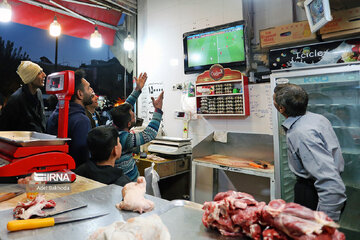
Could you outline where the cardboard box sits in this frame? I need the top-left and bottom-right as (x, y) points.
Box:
(320, 7), (360, 35)
(322, 28), (360, 40)
(260, 21), (316, 49)
(135, 155), (190, 178)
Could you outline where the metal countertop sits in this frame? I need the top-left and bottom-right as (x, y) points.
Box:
(0, 184), (243, 240)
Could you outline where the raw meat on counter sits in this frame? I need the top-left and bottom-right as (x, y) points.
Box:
(262, 227), (289, 240)
(88, 214), (170, 240)
(261, 199), (345, 240)
(116, 176), (154, 213)
(203, 190), (265, 239)
(146, 154), (166, 161)
(17, 172), (36, 185)
(13, 195), (56, 219)
(202, 191), (345, 240)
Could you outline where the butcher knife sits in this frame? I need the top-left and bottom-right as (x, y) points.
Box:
(0, 191), (24, 203)
(7, 212), (109, 231)
(42, 203), (87, 217)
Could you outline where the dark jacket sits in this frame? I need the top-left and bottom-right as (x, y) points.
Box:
(46, 102), (91, 167)
(74, 160), (131, 186)
(0, 85), (46, 132)
(85, 109), (101, 128)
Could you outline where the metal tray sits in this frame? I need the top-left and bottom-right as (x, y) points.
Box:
(0, 131), (71, 147)
(151, 200), (242, 240)
(0, 185), (243, 240)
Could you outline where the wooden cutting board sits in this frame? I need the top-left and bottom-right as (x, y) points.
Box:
(0, 175), (105, 211)
(195, 154), (274, 171)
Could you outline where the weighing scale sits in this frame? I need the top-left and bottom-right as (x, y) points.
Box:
(0, 70), (76, 182)
(147, 136), (192, 156)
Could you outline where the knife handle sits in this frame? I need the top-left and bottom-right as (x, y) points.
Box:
(7, 218), (55, 231)
(249, 162), (263, 169)
(0, 193), (17, 202)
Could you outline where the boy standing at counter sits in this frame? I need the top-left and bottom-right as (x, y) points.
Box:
(110, 72), (164, 181)
(0, 61), (46, 132)
(273, 83), (346, 222)
(74, 125), (130, 186)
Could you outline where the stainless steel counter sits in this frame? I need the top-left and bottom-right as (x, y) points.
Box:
(0, 184), (242, 240)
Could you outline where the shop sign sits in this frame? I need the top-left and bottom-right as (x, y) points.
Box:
(269, 38), (360, 70)
(209, 64), (225, 81)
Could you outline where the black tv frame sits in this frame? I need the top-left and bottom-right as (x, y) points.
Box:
(183, 20), (246, 74)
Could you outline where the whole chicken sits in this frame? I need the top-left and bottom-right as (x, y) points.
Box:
(88, 214), (170, 240)
(116, 176), (154, 213)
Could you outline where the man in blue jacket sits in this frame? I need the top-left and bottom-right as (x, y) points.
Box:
(47, 69), (94, 167)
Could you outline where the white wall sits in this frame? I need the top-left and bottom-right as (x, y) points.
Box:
(137, 0), (299, 141)
(138, 0), (244, 140)
(137, 0), (298, 203)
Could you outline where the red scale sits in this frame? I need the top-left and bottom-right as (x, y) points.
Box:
(0, 71), (76, 181)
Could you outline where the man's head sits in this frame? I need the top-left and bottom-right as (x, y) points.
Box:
(273, 83), (308, 118)
(110, 103), (135, 130)
(17, 61), (46, 88)
(87, 125), (121, 164)
(71, 69), (93, 106)
(86, 94), (99, 111)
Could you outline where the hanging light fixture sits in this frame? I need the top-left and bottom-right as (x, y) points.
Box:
(124, 32), (135, 51)
(90, 26), (102, 48)
(0, 0), (12, 23)
(49, 16), (61, 37)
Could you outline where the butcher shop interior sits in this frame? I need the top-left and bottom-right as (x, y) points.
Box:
(1, 0), (360, 239)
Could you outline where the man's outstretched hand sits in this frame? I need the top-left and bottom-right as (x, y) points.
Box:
(151, 91), (164, 110)
(135, 72), (148, 91)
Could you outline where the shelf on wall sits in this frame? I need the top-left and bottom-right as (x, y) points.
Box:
(196, 93), (244, 97)
(196, 79), (243, 86)
(197, 114), (246, 116)
(195, 66), (250, 117)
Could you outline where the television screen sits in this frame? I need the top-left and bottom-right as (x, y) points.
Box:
(183, 21), (246, 74)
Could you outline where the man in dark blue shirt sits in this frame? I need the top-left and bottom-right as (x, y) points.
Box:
(47, 69), (94, 167)
(74, 125), (130, 186)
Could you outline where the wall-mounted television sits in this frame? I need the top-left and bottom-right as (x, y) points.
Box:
(183, 20), (246, 74)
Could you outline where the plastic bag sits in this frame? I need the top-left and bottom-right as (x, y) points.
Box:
(144, 162), (161, 198)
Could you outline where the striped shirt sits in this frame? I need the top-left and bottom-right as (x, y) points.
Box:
(115, 90), (163, 181)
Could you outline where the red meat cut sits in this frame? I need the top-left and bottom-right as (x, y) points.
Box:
(261, 199), (345, 240)
(202, 190), (265, 239)
(202, 191), (345, 240)
(13, 195), (56, 219)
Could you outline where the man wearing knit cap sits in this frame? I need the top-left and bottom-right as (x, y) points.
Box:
(0, 61), (46, 132)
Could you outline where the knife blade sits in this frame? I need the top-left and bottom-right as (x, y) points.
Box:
(7, 212), (109, 231)
(0, 191), (24, 203)
(43, 203), (87, 217)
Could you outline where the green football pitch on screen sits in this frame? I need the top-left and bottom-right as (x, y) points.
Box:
(187, 28), (245, 67)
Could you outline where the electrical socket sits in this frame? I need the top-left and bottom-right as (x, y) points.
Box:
(172, 83), (183, 91)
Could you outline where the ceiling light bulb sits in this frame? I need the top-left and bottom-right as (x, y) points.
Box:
(49, 16), (61, 37)
(90, 27), (102, 48)
(124, 33), (135, 51)
(0, 0), (12, 23)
